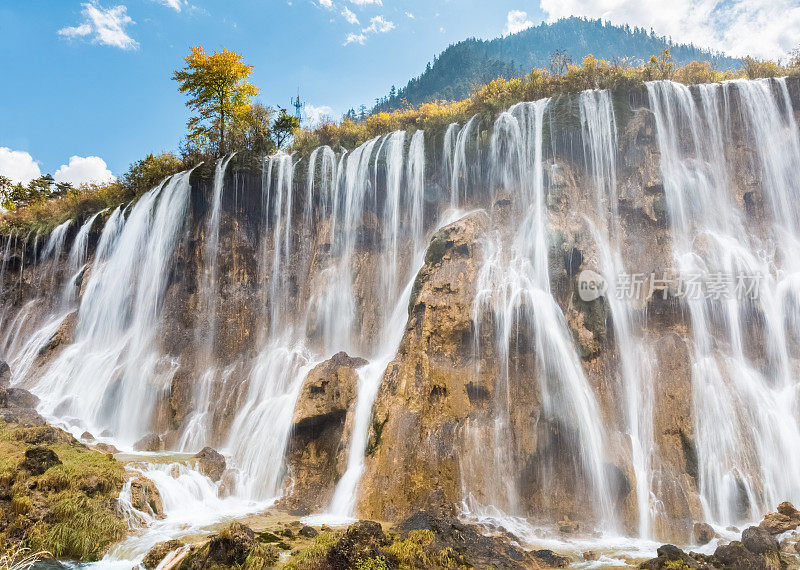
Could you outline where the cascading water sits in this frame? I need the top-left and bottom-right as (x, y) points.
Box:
(580, 89), (656, 538)
(29, 171), (193, 444)
(647, 78), (800, 525)
(465, 99), (615, 529)
(3, 77), (800, 567)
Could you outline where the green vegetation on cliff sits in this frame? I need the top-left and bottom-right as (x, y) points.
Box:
(368, 16), (741, 114)
(0, 421), (126, 561)
(2, 46), (799, 238)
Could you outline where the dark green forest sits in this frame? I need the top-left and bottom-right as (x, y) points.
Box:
(362, 16), (739, 114)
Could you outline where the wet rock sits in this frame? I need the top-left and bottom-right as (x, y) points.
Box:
(694, 522), (715, 545)
(742, 526), (779, 555)
(396, 511), (541, 569)
(583, 550), (598, 561)
(0, 360), (9, 387)
(533, 549), (570, 567)
(94, 442), (120, 455)
(714, 540), (767, 570)
(6, 387), (39, 409)
(206, 521), (255, 566)
(760, 501), (800, 535)
(299, 525), (318, 538)
(359, 213), (488, 521)
(143, 539), (185, 569)
(20, 447), (62, 475)
(281, 351), (365, 514)
(640, 544), (705, 569)
(130, 476), (164, 518)
(194, 447), (226, 481)
(133, 433), (165, 452)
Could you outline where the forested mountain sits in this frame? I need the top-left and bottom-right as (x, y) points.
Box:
(366, 17), (739, 114)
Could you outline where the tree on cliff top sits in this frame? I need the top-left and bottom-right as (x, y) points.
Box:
(172, 46), (258, 156)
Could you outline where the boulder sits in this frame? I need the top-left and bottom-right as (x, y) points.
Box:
(640, 544), (705, 570)
(694, 522), (715, 545)
(143, 539), (185, 569)
(713, 541), (767, 570)
(80, 431), (95, 442)
(299, 525), (318, 538)
(206, 521), (255, 566)
(133, 433), (165, 452)
(396, 511), (544, 568)
(20, 447), (62, 475)
(741, 526), (779, 555)
(280, 351), (365, 514)
(94, 442), (120, 455)
(6, 387), (39, 409)
(130, 476), (164, 518)
(194, 447), (226, 481)
(760, 501), (800, 535)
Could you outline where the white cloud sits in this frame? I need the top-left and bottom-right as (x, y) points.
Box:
(303, 104), (334, 127)
(364, 15), (394, 34)
(54, 156), (115, 186)
(59, 2), (138, 50)
(344, 32), (367, 45)
(342, 6), (359, 24)
(349, 0), (382, 5)
(0, 148), (41, 185)
(503, 9), (533, 36)
(538, 0), (800, 60)
(344, 15), (394, 45)
(405, 11), (415, 19)
(319, 0), (333, 8)
(155, 0), (184, 11)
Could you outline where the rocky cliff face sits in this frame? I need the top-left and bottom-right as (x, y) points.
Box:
(2, 77), (800, 548)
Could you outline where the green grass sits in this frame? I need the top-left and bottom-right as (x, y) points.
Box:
(0, 422), (127, 562)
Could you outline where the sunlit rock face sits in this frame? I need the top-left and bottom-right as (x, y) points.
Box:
(2, 77), (800, 545)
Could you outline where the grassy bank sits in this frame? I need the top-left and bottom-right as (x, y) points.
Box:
(0, 421), (127, 561)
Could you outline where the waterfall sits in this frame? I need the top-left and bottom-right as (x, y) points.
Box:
(199, 154), (236, 351)
(450, 114), (480, 209)
(647, 78), (800, 525)
(580, 89), (656, 538)
(61, 211), (102, 307)
(5, 77), (800, 559)
(467, 98), (615, 528)
(28, 171), (193, 445)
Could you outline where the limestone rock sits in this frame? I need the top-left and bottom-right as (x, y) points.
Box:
(358, 213), (487, 521)
(94, 442), (120, 455)
(760, 501), (800, 535)
(741, 526), (779, 555)
(194, 447), (226, 482)
(143, 539), (185, 569)
(281, 351), (365, 514)
(694, 522), (715, 545)
(133, 433), (165, 452)
(299, 525), (318, 538)
(713, 541), (767, 570)
(130, 475), (164, 518)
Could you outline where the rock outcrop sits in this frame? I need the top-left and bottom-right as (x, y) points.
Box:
(130, 475), (165, 518)
(281, 351), (366, 515)
(194, 446), (226, 481)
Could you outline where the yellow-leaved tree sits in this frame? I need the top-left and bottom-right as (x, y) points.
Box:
(172, 46), (258, 155)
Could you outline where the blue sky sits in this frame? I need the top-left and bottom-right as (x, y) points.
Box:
(1, 0), (797, 185)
